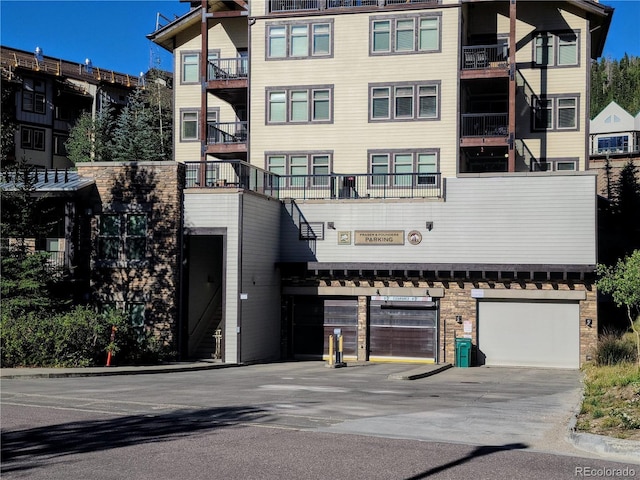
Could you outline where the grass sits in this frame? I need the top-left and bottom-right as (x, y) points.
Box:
(576, 362), (640, 440)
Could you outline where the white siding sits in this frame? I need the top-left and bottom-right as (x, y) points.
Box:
(280, 174), (597, 265)
(184, 191), (282, 362)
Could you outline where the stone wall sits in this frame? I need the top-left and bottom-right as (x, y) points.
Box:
(77, 162), (184, 353)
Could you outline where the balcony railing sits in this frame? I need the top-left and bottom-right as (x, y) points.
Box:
(462, 44), (509, 70)
(461, 114), (508, 137)
(185, 161), (279, 197)
(185, 162), (442, 200)
(207, 58), (248, 81)
(268, 0), (439, 12)
(207, 122), (248, 145)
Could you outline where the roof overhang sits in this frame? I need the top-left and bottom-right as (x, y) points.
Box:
(567, 0), (614, 59)
(0, 171), (95, 196)
(147, 1), (248, 52)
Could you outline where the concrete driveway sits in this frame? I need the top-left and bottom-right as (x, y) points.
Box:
(318, 365), (583, 454)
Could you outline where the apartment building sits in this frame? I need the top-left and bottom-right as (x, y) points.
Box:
(0, 45), (144, 169)
(148, 0), (612, 367)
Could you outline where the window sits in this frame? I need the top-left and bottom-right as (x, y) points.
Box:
(182, 53), (199, 83)
(312, 90), (330, 121)
(534, 99), (553, 130)
(22, 78), (46, 114)
(98, 213), (147, 263)
(534, 31), (579, 67)
(557, 98), (576, 129)
(534, 159), (577, 171)
(370, 82), (440, 122)
(267, 87), (333, 124)
(534, 33), (553, 66)
(268, 91), (286, 123)
(533, 95), (579, 131)
(267, 21), (333, 59)
(266, 152), (332, 187)
(597, 135), (629, 154)
(372, 20), (391, 52)
(291, 25), (308, 57)
(371, 14), (440, 55)
(181, 110), (199, 140)
(20, 127), (45, 151)
(372, 88), (391, 119)
(369, 150), (439, 187)
(54, 134), (68, 155)
(557, 33), (578, 65)
(290, 91), (308, 122)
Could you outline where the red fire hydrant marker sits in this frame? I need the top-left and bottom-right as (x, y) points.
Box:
(106, 326), (117, 367)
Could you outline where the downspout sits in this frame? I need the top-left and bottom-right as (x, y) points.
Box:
(199, 0), (209, 186)
(508, 0), (517, 172)
(237, 193), (244, 363)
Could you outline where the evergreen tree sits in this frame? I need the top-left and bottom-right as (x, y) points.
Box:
(0, 75), (19, 168)
(65, 111), (94, 163)
(591, 55), (640, 117)
(610, 160), (640, 256)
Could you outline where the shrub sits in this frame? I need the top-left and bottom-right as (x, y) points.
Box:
(594, 332), (637, 366)
(0, 306), (164, 367)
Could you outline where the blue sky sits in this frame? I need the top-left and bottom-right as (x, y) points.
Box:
(0, 0), (638, 75)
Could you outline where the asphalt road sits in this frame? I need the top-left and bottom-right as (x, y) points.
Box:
(1, 362), (638, 480)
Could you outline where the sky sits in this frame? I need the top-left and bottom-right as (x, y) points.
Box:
(0, 0), (639, 76)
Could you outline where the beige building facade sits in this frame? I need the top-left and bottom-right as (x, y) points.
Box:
(148, 0), (612, 367)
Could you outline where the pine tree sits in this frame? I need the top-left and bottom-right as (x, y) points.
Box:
(112, 88), (163, 162)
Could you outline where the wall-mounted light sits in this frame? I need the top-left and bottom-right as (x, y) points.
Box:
(456, 315), (463, 324)
(328, 222), (336, 230)
(585, 318), (593, 328)
(426, 221), (433, 231)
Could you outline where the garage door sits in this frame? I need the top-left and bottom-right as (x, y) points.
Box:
(478, 300), (579, 368)
(369, 300), (438, 362)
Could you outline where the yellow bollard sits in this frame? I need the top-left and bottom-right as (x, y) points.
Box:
(328, 334), (335, 366)
(338, 334), (344, 364)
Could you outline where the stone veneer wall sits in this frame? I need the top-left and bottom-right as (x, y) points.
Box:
(323, 278), (597, 367)
(77, 162), (184, 354)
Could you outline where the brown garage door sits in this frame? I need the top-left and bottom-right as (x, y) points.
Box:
(369, 300), (437, 361)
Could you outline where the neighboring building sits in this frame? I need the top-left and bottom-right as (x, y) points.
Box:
(0, 45), (144, 169)
(0, 162), (184, 354)
(145, 0), (613, 368)
(588, 101), (640, 198)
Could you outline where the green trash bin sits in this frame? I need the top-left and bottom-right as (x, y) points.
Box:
(455, 337), (472, 368)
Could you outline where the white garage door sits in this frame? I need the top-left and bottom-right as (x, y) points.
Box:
(478, 300), (580, 368)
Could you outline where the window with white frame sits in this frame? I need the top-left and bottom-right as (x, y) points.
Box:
(21, 126), (45, 151)
(98, 213), (147, 263)
(533, 95), (579, 131)
(370, 82), (439, 121)
(267, 20), (333, 59)
(597, 135), (629, 154)
(266, 152), (332, 187)
(22, 78), (46, 114)
(181, 52), (199, 83)
(369, 150), (439, 187)
(181, 110), (199, 140)
(534, 31), (579, 67)
(267, 86), (333, 124)
(371, 14), (440, 55)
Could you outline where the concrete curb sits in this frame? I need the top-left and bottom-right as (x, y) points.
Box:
(566, 400), (640, 465)
(0, 362), (238, 379)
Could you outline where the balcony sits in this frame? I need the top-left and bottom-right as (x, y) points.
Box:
(267, 0), (440, 13)
(461, 45), (509, 79)
(460, 113), (509, 147)
(207, 58), (247, 105)
(206, 122), (247, 158)
(184, 161), (442, 200)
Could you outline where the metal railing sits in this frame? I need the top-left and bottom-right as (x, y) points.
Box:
(207, 58), (248, 81)
(185, 163), (442, 200)
(276, 173), (442, 199)
(268, 0), (439, 12)
(461, 113), (508, 137)
(185, 160), (279, 197)
(206, 122), (248, 145)
(462, 44), (509, 70)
